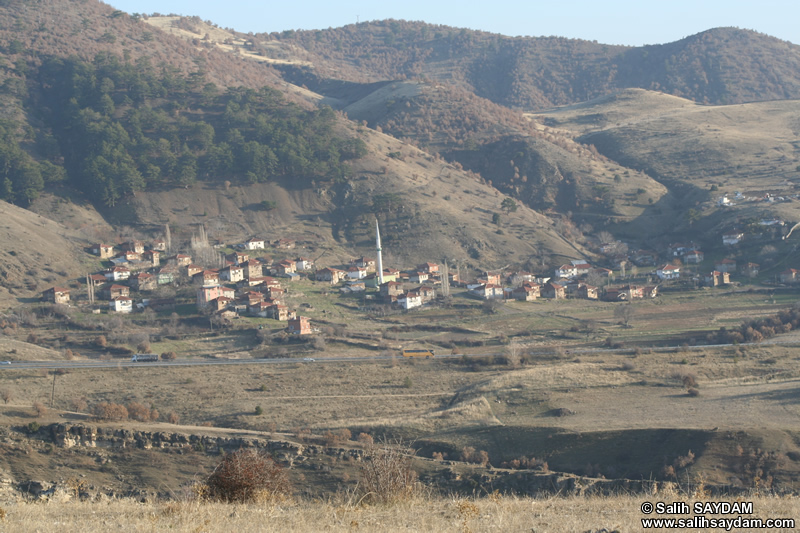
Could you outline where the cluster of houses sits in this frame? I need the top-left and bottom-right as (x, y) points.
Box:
(84, 240), (171, 313)
(316, 259), (439, 310)
(191, 239), (313, 334)
(40, 228), (800, 337)
(43, 237), (314, 336)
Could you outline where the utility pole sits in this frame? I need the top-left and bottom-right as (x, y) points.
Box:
(50, 372), (56, 408)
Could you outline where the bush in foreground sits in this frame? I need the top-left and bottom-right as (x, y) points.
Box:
(359, 440), (419, 504)
(206, 449), (290, 503)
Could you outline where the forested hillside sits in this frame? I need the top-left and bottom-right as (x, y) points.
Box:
(272, 22), (800, 109)
(0, 0), (366, 207)
(34, 54), (366, 207)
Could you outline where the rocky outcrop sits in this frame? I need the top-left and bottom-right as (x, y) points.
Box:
(48, 423), (364, 466)
(426, 466), (786, 497)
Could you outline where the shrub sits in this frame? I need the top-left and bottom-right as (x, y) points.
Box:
(687, 387), (700, 397)
(27, 421), (40, 433)
(460, 446), (476, 462)
(167, 412), (180, 424)
(500, 456), (549, 471)
(69, 397), (88, 412)
(161, 351), (177, 360)
(254, 405), (263, 416)
(324, 428), (352, 446)
(358, 440), (418, 504)
(127, 401), (152, 421)
(94, 402), (129, 421)
(681, 373), (698, 388)
(206, 449), (290, 503)
(136, 341), (151, 353)
(460, 446), (490, 466)
(1, 390), (11, 404)
(313, 336), (326, 351)
(32, 401), (47, 418)
(357, 432), (374, 446)
(674, 450), (695, 468)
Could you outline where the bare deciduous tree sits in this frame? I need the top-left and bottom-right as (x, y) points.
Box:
(614, 304), (635, 327)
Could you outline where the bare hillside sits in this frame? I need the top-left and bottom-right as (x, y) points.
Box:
(0, 201), (100, 307)
(533, 89), (800, 229)
(127, 124), (592, 269)
(0, 0), (285, 91)
(322, 80), (671, 235)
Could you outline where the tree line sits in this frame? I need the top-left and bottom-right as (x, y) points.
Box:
(709, 305), (800, 344)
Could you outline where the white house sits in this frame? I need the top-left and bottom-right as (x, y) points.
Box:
(723, 232), (744, 246)
(295, 257), (314, 271)
(104, 266), (131, 281)
(409, 271), (429, 283)
(220, 265), (244, 283)
(244, 237), (266, 250)
(109, 297), (133, 313)
(656, 264), (681, 280)
(397, 291), (423, 310)
(572, 262), (592, 276)
(469, 283), (504, 299)
(555, 264), (578, 279)
(347, 266), (367, 280)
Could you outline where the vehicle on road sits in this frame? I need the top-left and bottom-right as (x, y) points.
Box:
(402, 349), (435, 358)
(302, 357), (315, 362)
(0, 361), (10, 365)
(131, 354), (159, 362)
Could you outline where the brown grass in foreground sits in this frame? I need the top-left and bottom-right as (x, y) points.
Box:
(2, 494), (800, 533)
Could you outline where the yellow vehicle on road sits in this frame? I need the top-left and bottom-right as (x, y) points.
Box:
(402, 348), (435, 358)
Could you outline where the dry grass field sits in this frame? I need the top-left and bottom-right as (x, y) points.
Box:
(2, 493), (800, 532)
(3, 338), (800, 494)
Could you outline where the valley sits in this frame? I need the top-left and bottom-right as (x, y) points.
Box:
(2, 0), (800, 527)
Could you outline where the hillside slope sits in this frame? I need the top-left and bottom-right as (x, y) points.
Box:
(126, 122), (593, 270)
(0, 201), (100, 307)
(532, 89), (800, 237)
(0, 0), (285, 90)
(270, 23), (800, 110)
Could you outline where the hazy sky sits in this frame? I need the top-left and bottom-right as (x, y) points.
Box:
(105, 0), (799, 46)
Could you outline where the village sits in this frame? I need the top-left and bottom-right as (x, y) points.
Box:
(37, 214), (800, 345)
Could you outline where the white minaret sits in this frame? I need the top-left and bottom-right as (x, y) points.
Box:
(376, 219), (384, 285)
